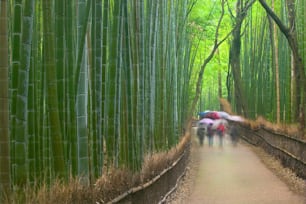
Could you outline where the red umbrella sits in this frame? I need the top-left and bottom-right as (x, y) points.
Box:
(204, 111), (220, 120)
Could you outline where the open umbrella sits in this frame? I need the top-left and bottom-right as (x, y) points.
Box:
(217, 111), (231, 120)
(204, 111), (220, 120)
(228, 115), (244, 122)
(198, 110), (211, 119)
(198, 118), (214, 129)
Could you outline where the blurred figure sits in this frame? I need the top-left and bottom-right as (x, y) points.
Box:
(207, 123), (214, 147)
(197, 118), (214, 146)
(229, 124), (239, 146)
(216, 123), (226, 147)
(197, 126), (206, 146)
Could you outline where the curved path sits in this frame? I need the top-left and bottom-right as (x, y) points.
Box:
(188, 134), (305, 204)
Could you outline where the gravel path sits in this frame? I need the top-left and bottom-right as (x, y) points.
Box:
(165, 129), (306, 204)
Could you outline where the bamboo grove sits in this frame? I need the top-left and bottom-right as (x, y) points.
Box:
(192, 0), (306, 131)
(0, 0), (194, 188)
(1, 0), (306, 192)
(236, 0), (306, 127)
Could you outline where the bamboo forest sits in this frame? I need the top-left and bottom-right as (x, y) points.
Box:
(0, 0), (305, 203)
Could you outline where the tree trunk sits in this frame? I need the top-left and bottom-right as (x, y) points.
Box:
(267, 0), (280, 123)
(230, 22), (248, 116)
(228, 0), (255, 117)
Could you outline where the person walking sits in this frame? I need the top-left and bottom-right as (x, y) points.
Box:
(207, 123), (214, 147)
(197, 126), (205, 146)
(229, 124), (239, 146)
(216, 123), (226, 147)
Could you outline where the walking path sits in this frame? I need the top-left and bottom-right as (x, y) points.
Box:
(188, 134), (305, 204)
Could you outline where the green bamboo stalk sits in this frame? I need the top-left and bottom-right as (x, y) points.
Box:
(106, 0), (121, 167)
(155, 0), (164, 150)
(100, 0), (108, 173)
(120, 0), (134, 169)
(33, 3), (44, 179)
(76, 57), (89, 177)
(90, 0), (103, 178)
(42, 0), (66, 179)
(27, 3), (39, 181)
(76, 0), (91, 179)
(113, 2), (121, 168)
(0, 0), (10, 190)
(170, 0), (178, 147)
(55, 0), (66, 142)
(75, 0), (91, 94)
(161, 0), (168, 148)
(135, 0), (145, 167)
(65, 0), (78, 176)
(28, 53), (35, 183)
(14, 0), (35, 185)
(89, 0), (98, 181)
(150, 0), (157, 150)
(146, 0), (155, 152)
(10, 0), (22, 185)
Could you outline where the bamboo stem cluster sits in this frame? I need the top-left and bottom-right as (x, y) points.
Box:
(0, 0), (194, 188)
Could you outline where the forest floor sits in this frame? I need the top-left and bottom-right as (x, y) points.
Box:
(165, 128), (306, 204)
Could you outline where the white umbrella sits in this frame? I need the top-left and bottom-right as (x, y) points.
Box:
(217, 111), (231, 119)
(228, 115), (244, 122)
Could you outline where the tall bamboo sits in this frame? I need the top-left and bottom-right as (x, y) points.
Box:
(14, 0), (35, 185)
(135, 0), (145, 166)
(76, 0), (91, 179)
(10, 0), (23, 185)
(0, 0), (10, 190)
(65, 0), (78, 176)
(106, 0), (120, 167)
(90, 0), (103, 179)
(42, 0), (66, 179)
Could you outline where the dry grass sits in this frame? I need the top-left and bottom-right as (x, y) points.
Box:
(140, 132), (190, 183)
(2, 131), (191, 204)
(219, 98), (234, 115)
(2, 178), (95, 204)
(219, 98), (305, 140)
(94, 167), (139, 203)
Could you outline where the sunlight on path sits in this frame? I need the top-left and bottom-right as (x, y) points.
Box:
(189, 135), (305, 204)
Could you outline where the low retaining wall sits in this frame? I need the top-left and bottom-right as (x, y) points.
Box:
(107, 143), (190, 204)
(239, 124), (306, 179)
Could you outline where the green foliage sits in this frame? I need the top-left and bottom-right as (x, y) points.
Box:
(188, 0), (231, 112)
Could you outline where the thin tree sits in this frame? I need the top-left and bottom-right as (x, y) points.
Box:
(228, 0), (255, 117)
(188, 0), (232, 125)
(267, 0), (280, 123)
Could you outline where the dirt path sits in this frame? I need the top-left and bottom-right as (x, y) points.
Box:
(189, 136), (305, 204)
(166, 130), (305, 204)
